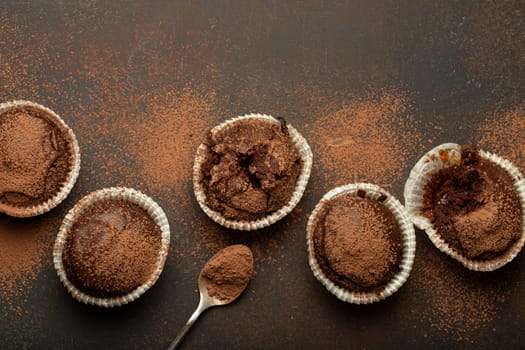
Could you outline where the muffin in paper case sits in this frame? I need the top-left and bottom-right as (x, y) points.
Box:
(0, 100), (80, 217)
(404, 143), (525, 271)
(53, 187), (170, 307)
(307, 183), (416, 304)
(193, 113), (313, 231)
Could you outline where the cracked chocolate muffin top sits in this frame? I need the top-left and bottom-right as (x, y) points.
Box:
(422, 145), (522, 260)
(200, 118), (302, 221)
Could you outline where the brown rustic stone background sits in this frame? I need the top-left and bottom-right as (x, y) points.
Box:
(0, 1), (524, 349)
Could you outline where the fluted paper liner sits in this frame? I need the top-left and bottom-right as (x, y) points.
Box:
(53, 187), (170, 307)
(0, 100), (81, 217)
(307, 183), (416, 304)
(193, 113), (313, 231)
(404, 143), (525, 271)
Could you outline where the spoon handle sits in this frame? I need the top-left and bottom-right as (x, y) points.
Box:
(167, 294), (210, 350)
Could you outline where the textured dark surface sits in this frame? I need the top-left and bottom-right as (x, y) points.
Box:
(0, 1), (524, 349)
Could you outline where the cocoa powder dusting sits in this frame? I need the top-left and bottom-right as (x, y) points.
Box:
(0, 107), (73, 207)
(0, 216), (57, 315)
(409, 250), (509, 342)
(121, 88), (218, 193)
(73, 87), (218, 196)
(309, 90), (425, 189)
(63, 200), (162, 297)
(313, 194), (402, 292)
(477, 107), (525, 170)
(201, 245), (254, 301)
(460, 3), (524, 90)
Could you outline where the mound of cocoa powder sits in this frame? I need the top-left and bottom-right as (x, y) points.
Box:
(63, 200), (162, 297)
(0, 106), (73, 207)
(201, 244), (254, 301)
(200, 119), (302, 221)
(422, 145), (522, 260)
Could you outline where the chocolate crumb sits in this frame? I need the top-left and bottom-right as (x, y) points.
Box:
(276, 116), (289, 136)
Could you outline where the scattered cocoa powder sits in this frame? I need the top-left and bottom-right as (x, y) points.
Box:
(0, 106), (73, 207)
(309, 90), (426, 190)
(201, 244), (254, 301)
(409, 248), (509, 342)
(69, 87), (218, 196)
(119, 88), (218, 194)
(476, 107), (525, 171)
(63, 200), (162, 297)
(457, 3), (524, 90)
(0, 215), (58, 315)
(312, 194), (402, 293)
(200, 118), (302, 221)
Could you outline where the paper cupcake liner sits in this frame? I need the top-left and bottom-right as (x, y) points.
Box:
(306, 183), (416, 304)
(404, 143), (525, 271)
(0, 100), (81, 217)
(193, 113), (313, 231)
(53, 187), (171, 307)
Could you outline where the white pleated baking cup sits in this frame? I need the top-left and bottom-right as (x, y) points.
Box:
(0, 100), (81, 217)
(306, 183), (416, 304)
(193, 113), (313, 231)
(53, 187), (170, 307)
(404, 143), (525, 271)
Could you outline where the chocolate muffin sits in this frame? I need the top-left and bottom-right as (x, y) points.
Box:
(307, 183), (415, 304)
(63, 200), (162, 298)
(404, 143), (525, 271)
(54, 188), (170, 307)
(422, 145), (522, 261)
(313, 193), (402, 293)
(0, 101), (80, 217)
(194, 114), (312, 230)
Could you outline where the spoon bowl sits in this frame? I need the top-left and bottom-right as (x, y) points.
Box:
(198, 274), (243, 306)
(167, 245), (253, 350)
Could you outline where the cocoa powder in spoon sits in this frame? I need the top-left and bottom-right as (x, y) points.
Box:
(201, 245), (254, 301)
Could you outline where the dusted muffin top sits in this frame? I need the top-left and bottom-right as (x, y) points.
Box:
(63, 200), (162, 297)
(422, 145), (522, 260)
(0, 106), (73, 207)
(312, 191), (402, 293)
(200, 119), (302, 221)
